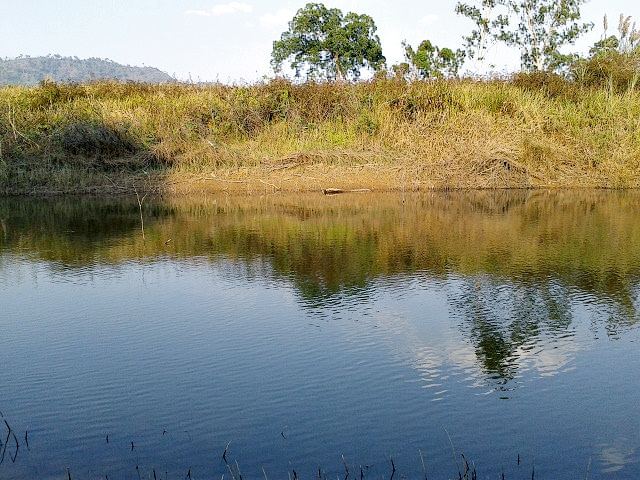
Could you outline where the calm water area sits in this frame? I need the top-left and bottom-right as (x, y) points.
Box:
(1, 191), (639, 479)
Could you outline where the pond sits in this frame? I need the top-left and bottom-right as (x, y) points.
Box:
(1, 191), (639, 479)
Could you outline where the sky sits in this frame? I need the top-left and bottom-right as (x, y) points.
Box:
(1, 0), (638, 82)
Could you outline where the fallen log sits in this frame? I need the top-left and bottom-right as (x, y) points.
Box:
(322, 188), (372, 195)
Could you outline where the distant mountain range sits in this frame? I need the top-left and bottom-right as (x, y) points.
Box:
(0, 55), (175, 85)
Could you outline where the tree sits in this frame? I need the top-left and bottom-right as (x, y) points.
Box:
(456, 0), (592, 72)
(455, 0), (509, 68)
(271, 3), (385, 81)
(499, 0), (593, 71)
(401, 40), (465, 79)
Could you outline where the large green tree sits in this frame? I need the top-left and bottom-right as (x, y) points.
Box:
(271, 3), (385, 81)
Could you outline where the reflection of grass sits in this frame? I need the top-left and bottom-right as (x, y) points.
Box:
(2, 191), (640, 303)
(1, 79), (640, 193)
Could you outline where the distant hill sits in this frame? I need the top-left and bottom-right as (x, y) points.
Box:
(0, 55), (175, 85)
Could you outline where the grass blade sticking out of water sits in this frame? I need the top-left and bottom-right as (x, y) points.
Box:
(342, 454), (349, 480)
(419, 449), (427, 480)
(444, 427), (462, 479)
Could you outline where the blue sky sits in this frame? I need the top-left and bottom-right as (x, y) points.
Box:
(1, 0), (637, 81)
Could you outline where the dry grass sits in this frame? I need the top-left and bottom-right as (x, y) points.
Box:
(1, 77), (639, 194)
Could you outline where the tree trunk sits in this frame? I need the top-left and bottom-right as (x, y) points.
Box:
(333, 53), (345, 82)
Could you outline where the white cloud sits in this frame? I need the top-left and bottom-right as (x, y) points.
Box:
(185, 2), (253, 18)
(419, 14), (439, 25)
(185, 9), (211, 16)
(259, 8), (294, 29)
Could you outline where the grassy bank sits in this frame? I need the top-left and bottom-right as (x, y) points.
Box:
(1, 77), (640, 194)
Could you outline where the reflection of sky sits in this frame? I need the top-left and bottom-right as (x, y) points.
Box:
(600, 441), (638, 473)
(2, 253), (640, 478)
(344, 274), (587, 395)
(301, 272), (587, 399)
(296, 269), (640, 475)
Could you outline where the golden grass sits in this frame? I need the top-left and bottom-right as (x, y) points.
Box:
(1, 78), (640, 194)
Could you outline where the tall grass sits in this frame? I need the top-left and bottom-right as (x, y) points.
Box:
(1, 77), (639, 193)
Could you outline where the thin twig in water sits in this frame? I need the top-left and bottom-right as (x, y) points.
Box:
(10, 431), (18, 463)
(226, 462), (238, 480)
(0, 419), (12, 465)
(222, 441), (232, 464)
(585, 456), (592, 480)
(444, 427), (461, 479)
(461, 453), (469, 479)
(342, 454), (349, 480)
(389, 457), (396, 480)
(134, 186), (148, 241)
(419, 449), (427, 480)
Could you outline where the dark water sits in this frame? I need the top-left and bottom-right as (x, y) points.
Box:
(1, 191), (639, 479)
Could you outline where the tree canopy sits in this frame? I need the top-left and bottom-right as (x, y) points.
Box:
(456, 0), (593, 72)
(400, 40), (465, 79)
(455, 0), (509, 68)
(271, 3), (385, 81)
(501, 0), (593, 71)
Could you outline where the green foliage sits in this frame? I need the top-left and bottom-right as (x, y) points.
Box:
(0, 55), (174, 86)
(455, 0), (592, 72)
(455, 0), (509, 66)
(271, 2), (385, 81)
(400, 40), (465, 79)
(498, 0), (593, 71)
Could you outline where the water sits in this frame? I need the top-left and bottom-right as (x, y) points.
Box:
(0, 191), (639, 479)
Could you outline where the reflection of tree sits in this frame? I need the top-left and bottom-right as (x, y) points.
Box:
(450, 271), (639, 387)
(450, 276), (574, 386)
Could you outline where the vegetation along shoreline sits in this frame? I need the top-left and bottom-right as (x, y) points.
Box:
(1, 2), (639, 195)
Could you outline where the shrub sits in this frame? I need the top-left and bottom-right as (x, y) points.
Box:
(512, 71), (578, 98)
(571, 50), (640, 92)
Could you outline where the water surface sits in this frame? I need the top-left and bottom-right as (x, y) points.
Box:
(1, 191), (639, 479)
